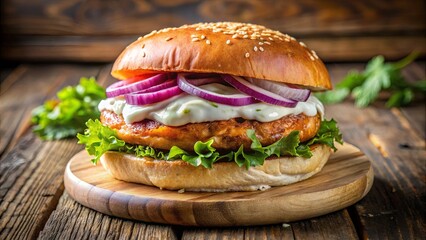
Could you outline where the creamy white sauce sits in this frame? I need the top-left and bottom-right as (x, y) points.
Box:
(98, 83), (324, 126)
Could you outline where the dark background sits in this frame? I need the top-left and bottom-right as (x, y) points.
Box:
(1, 0), (425, 63)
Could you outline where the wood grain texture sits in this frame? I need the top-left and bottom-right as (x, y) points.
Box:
(38, 192), (178, 240)
(1, 0), (425, 62)
(2, 0), (423, 36)
(325, 63), (426, 239)
(3, 35), (424, 62)
(290, 210), (358, 240)
(64, 143), (373, 227)
(0, 64), (102, 154)
(0, 65), (100, 240)
(399, 62), (426, 140)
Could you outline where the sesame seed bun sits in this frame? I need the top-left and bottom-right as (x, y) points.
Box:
(111, 22), (332, 91)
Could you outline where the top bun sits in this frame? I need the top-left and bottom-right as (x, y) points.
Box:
(112, 22), (331, 90)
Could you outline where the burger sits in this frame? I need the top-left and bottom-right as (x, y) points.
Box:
(78, 22), (342, 192)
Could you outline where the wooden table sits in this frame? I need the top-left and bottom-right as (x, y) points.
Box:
(0, 62), (424, 239)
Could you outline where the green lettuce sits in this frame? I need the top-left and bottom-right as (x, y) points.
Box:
(32, 77), (106, 140)
(77, 119), (343, 168)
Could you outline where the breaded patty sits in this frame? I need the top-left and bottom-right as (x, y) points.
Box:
(101, 110), (321, 152)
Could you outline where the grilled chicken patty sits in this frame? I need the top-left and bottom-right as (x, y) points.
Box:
(101, 110), (321, 152)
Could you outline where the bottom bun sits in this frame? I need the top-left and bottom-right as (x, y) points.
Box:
(100, 144), (332, 192)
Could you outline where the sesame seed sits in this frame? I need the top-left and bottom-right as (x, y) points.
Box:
(206, 40), (211, 45)
(254, 46), (258, 51)
(156, 23), (300, 52)
(299, 42), (307, 47)
(259, 46), (264, 52)
(165, 37), (173, 41)
(311, 50), (319, 59)
(245, 52), (250, 58)
(141, 43), (145, 48)
(310, 55), (315, 61)
(142, 52), (146, 57)
(137, 37), (143, 41)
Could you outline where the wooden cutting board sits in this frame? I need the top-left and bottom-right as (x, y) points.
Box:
(64, 143), (373, 226)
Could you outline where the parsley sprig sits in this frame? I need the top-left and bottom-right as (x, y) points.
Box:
(32, 77), (106, 140)
(316, 53), (426, 108)
(77, 119), (343, 169)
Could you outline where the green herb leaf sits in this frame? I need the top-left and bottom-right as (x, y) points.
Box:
(32, 77), (106, 140)
(315, 52), (425, 108)
(307, 119), (343, 151)
(77, 119), (125, 164)
(352, 56), (393, 107)
(78, 119), (343, 168)
(315, 88), (350, 104)
(386, 89), (414, 108)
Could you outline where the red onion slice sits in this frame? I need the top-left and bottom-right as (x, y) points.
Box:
(106, 73), (171, 98)
(186, 77), (224, 86)
(125, 86), (182, 105)
(177, 74), (257, 106)
(132, 79), (177, 94)
(222, 75), (298, 107)
(247, 77), (311, 102)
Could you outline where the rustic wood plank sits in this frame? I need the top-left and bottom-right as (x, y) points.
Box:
(2, 0), (424, 36)
(0, 64), (100, 156)
(325, 63), (426, 239)
(398, 62), (426, 139)
(2, 35), (424, 62)
(191, 224), (297, 240)
(291, 210), (358, 240)
(0, 135), (82, 239)
(182, 228), (246, 240)
(243, 225), (294, 240)
(38, 192), (178, 240)
(1, 0), (424, 62)
(0, 65), (18, 82)
(0, 64), (101, 240)
(318, 64), (426, 239)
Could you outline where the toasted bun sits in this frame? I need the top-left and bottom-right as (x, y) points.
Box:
(100, 144), (331, 192)
(112, 22), (331, 90)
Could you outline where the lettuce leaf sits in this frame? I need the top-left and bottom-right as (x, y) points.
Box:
(77, 119), (343, 168)
(32, 77), (106, 140)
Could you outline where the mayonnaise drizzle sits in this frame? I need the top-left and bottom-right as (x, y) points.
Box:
(98, 83), (324, 126)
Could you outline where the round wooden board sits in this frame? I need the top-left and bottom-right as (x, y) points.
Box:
(64, 143), (374, 226)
